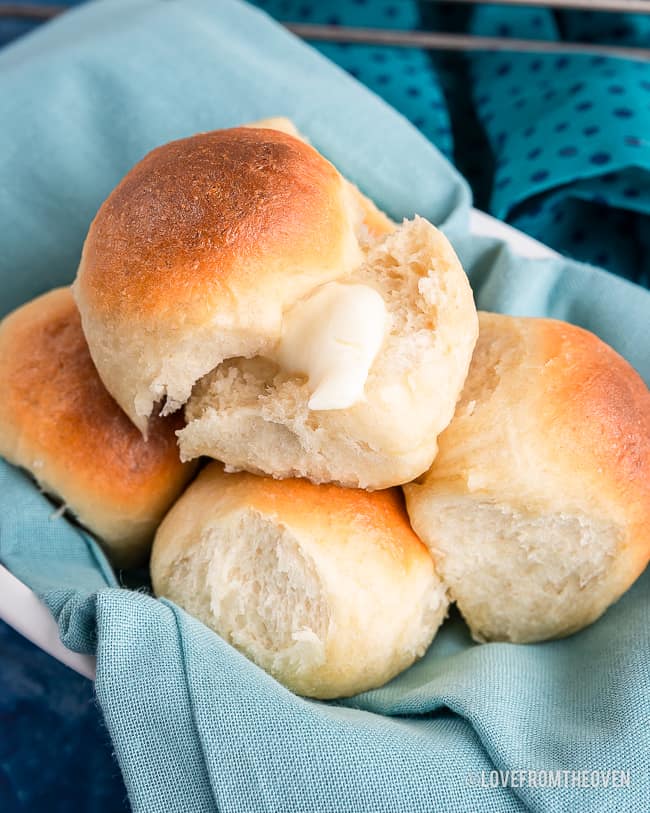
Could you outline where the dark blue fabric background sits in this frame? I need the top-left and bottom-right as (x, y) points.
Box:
(0, 620), (130, 812)
(1, 2), (648, 811)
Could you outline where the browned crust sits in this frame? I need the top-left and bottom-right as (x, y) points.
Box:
(77, 127), (350, 323)
(457, 312), (650, 570)
(243, 117), (395, 240)
(427, 312), (650, 552)
(0, 288), (194, 550)
(182, 464), (432, 570)
(535, 317), (650, 561)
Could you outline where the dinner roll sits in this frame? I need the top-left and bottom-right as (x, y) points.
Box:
(180, 216), (477, 488)
(74, 126), (364, 434)
(151, 464), (448, 699)
(404, 312), (650, 644)
(0, 288), (196, 567)
(74, 125), (477, 488)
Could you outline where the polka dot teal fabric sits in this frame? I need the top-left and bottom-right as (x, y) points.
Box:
(252, 0), (650, 287)
(252, 0), (455, 158)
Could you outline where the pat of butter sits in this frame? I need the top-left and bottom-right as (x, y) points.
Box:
(274, 282), (387, 411)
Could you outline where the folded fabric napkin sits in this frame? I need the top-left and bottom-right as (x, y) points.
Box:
(1, 1), (649, 811)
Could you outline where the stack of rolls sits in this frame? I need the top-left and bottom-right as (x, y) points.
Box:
(2, 118), (648, 698)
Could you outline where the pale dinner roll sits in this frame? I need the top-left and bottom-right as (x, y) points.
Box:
(74, 124), (477, 488)
(180, 216), (478, 488)
(151, 464), (448, 699)
(404, 312), (650, 644)
(0, 288), (196, 567)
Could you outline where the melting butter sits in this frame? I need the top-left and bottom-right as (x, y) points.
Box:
(274, 282), (387, 410)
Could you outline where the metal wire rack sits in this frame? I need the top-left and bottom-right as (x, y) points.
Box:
(0, 1), (649, 60)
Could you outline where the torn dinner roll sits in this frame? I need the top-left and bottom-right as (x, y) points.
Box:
(151, 464), (448, 698)
(404, 312), (650, 644)
(74, 124), (477, 488)
(73, 126), (366, 434)
(180, 216), (478, 488)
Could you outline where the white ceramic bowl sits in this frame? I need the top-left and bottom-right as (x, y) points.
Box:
(0, 209), (555, 680)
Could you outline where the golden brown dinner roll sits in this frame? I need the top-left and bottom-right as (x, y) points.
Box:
(151, 464), (448, 698)
(74, 126), (364, 434)
(404, 312), (650, 644)
(74, 125), (478, 489)
(0, 288), (196, 567)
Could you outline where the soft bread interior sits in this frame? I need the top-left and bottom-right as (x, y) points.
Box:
(407, 493), (622, 643)
(179, 216), (478, 489)
(160, 509), (330, 691)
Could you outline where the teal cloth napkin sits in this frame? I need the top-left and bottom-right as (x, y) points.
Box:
(1, 1), (649, 811)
